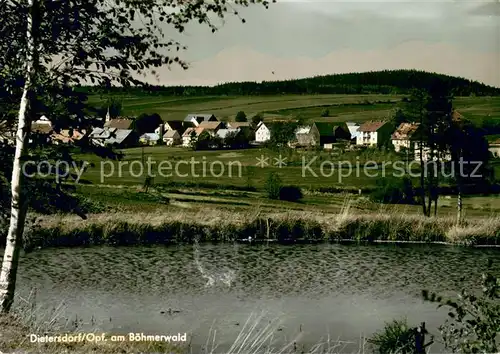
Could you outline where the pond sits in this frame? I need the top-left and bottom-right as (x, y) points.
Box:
(11, 243), (500, 352)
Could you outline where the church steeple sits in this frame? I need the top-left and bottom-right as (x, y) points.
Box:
(105, 107), (111, 122)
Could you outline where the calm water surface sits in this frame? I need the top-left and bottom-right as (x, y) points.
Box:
(11, 244), (500, 353)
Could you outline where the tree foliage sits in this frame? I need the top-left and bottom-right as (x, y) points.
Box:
(235, 110), (247, 122)
(269, 121), (297, 147)
(264, 172), (282, 200)
(0, 0), (273, 312)
(131, 113), (163, 135)
(78, 69), (500, 97)
(422, 261), (500, 353)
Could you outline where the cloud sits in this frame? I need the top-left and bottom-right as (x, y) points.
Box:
(142, 1), (499, 87)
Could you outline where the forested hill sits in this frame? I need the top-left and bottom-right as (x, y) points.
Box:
(84, 70), (500, 96)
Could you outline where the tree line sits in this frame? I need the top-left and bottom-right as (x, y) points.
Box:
(80, 69), (500, 97)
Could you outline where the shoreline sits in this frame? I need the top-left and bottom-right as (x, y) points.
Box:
(13, 209), (500, 251)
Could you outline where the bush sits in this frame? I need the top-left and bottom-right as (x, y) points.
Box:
(422, 260), (500, 353)
(320, 109), (330, 117)
(279, 186), (303, 202)
(369, 318), (416, 354)
(264, 172), (282, 200)
(251, 113), (263, 127)
(370, 176), (414, 204)
(235, 111), (247, 122)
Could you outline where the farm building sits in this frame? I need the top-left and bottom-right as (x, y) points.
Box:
(182, 127), (204, 147)
(163, 130), (182, 146)
(198, 121), (225, 135)
(309, 122), (351, 149)
(255, 121), (271, 143)
(90, 127), (138, 148)
(216, 128), (241, 140)
(489, 139), (500, 158)
(51, 129), (89, 145)
(104, 118), (134, 130)
(139, 133), (161, 145)
(391, 122), (420, 152)
(163, 120), (185, 134)
(294, 126), (312, 147)
(346, 122), (360, 142)
(227, 122), (251, 129)
(183, 114), (218, 128)
(356, 121), (393, 147)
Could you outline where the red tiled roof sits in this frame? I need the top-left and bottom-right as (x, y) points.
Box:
(358, 121), (387, 132)
(182, 127), (204, 137)
(391, 123), (420, 140)
(51, 129), (87, 143)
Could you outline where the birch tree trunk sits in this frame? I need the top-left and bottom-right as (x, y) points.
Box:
(457, 187), (463, 225)
(419, 141), (428, 217)
(456, 153), (463, 226)
(0, 0), (37, 313)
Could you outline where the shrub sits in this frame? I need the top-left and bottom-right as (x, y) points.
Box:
(422, 260), (500, 353)
(279, 186), (303, 202)
(369, 318), (416, 354)
(370, 176), (414, 204)
(251, 113), (263, 127)
(320, 108), (330, 117)
(264, 172), (282, 200)
(235, 111), (247, 122)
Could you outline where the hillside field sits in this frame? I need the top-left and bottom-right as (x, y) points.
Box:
(76, 93), (500, 217)
(87, 94), (500, 124)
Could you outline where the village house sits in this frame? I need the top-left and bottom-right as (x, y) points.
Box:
(356, 120), (393, 147)
(30, 115), (54, 144)
(89, 127), (138, 148)
(182, 127), (204, 147)
(227, 122), (251, 129)
(413, 142), (452, 162)
(294, 126), (312, 147)
(163, 120), (185, 134)
(139, 132), (161, 145)
(310, 122), (351, 149)
(216, 128), (240, 140)
(104, 109), (134, 130)
(216, 128), (244, 147)
(104, 117), (134, 130)
(197, 121), (225, 136)
(183, 113), (218, 128)
(51, 129), (89, 145)
(489, 139), (500, 158)
(346, 122), (360, 143)
(163, 130), (182, 146)
(33, 115), (52, 126)
(255, 121), (271, 143)
(227, 122), (254, 141)
(154, 124), (164, 138)
(391, 122), (420, 153)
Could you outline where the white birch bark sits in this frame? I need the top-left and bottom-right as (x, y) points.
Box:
(0, 0), (37, 313)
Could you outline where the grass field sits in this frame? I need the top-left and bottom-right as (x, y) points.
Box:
(78, 146), (418, 189)
(88, 94), (500, 125)
(73, 93), (500, 221)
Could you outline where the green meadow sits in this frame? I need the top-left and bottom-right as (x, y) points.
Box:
(87, 94), (500, 125)
(69, 93), (500, 221)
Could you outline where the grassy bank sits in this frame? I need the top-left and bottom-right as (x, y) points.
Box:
(0, 315), (187, 354)
(1, 311), (369, 354)
(23, 208), (500, 251)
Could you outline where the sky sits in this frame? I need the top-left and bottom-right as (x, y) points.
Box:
(144, 0), (500, 87)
